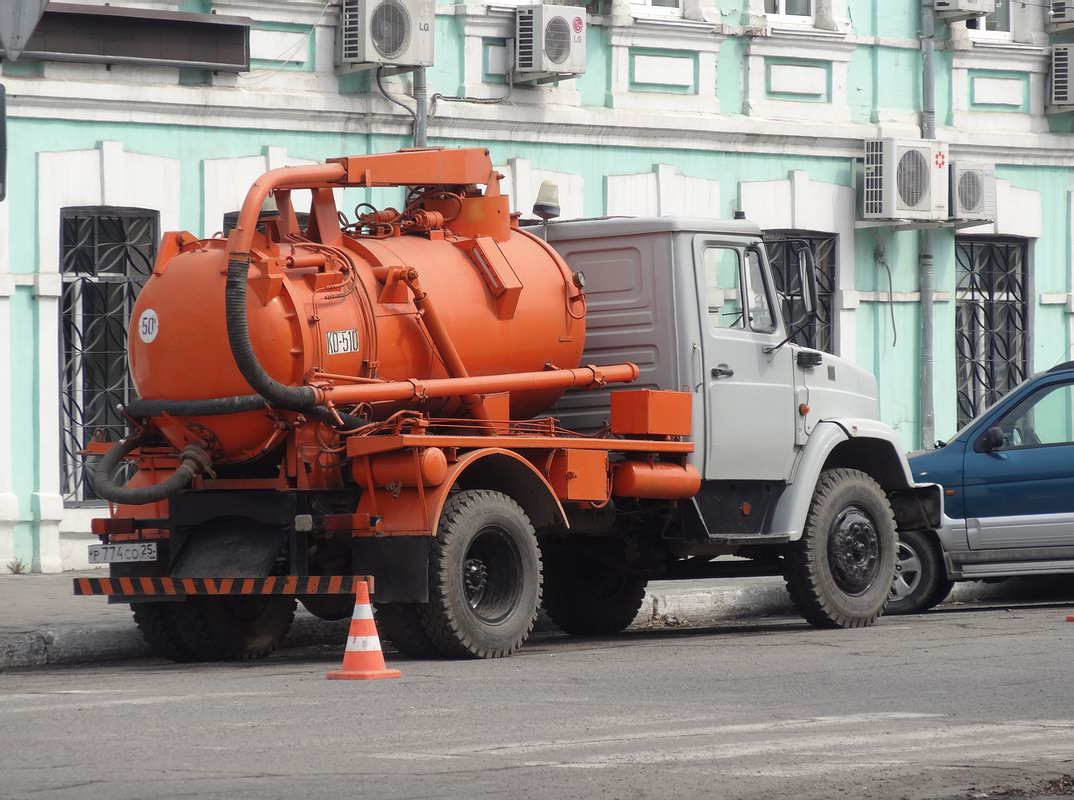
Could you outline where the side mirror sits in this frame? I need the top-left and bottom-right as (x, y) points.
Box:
(980, 426), (1005, 452)
(796, 244), (818, 317)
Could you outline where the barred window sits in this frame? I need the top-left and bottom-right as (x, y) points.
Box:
(955, 237), (1029, 429)
(60, 207), (157, 504)
(763, 231), (836, 354)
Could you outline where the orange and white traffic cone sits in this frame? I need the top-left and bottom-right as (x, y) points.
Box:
(326, 580), (402, 681)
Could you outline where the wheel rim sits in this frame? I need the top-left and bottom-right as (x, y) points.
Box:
(463, 526), (523, 625)
(827, 505), (881, 596)
(890, 540), (923, 601)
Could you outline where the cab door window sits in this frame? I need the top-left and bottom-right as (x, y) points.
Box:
(702, 246), (744, 330)
(745, 249), (777, 334)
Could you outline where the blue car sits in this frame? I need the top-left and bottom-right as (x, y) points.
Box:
(888, 361), (1074, 614)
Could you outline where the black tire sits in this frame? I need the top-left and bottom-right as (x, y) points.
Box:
(417, 490), (542, 659)
(886, 530), (954, 615)
(784, 468), (897, 629)
(299, 594), (354, 621)
(132, 603), (199, 662)
(375, 603), (443, 658)
(138, 597), (296, 662)
(542, 547), (648, 635)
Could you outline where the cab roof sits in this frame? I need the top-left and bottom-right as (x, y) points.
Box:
(539, 216), (764, 241)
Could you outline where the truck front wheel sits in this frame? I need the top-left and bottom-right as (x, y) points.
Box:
(784, 468), (897, 629)
(417, 490), (542, 659)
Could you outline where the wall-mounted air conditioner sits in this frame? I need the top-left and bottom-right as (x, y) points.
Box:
(863, 138), (950, 221)
(934, 0), (995, 22)
(1051, 45), (1074, 108)
(949, 162), (997, 222)
(514, 4), (586, 84)
(337, 0), (434, 70)
(1051, 1), (1074, 26)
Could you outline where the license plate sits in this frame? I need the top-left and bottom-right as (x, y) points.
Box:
(88, 542), (158, 564)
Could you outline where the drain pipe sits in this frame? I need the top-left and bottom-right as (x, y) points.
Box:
(919, 0), (936, 449)
(413, 68), (428, 147)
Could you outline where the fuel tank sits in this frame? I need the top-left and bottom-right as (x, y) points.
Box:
(128, 226), (586, 463)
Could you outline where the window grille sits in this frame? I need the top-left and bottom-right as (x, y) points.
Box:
(955, 237), (1029, 429)
(763, 231), (836, 353)
(59, 207), (158, 504)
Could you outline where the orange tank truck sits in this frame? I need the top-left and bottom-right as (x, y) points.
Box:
(78, 147), (698, 661)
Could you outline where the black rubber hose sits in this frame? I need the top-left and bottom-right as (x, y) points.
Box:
(92, 435), (211, 505)
(225, 256), (318, 410)
(123, 398), (364, 430)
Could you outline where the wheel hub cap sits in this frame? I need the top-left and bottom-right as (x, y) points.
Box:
(464, 558), (489, 608)
(828, 506), (881, 596)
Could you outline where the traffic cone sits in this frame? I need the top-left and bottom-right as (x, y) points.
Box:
(326, 580), (402, 681)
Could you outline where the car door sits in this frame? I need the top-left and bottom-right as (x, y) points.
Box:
(963, 377), (1074, 550)
(694, 237), (796, 481)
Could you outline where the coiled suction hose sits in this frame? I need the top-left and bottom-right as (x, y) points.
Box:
(91, 434), (212, 505)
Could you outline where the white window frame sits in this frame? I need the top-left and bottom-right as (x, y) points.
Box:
(966, 0), (1015, 42)
(629, 0), (684, 19)
(764, 0), (815, 26)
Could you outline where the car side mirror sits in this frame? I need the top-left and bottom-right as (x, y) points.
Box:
(796, 247), (817, 317)
(980, 426), (1005, 453)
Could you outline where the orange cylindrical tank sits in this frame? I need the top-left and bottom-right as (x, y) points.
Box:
(368, 448), (449, 488)
(128, 227), (585, 463)
(611, 461), (702, 500)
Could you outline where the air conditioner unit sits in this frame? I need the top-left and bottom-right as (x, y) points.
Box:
(514, 4), (586, 83)
(1052, 45), (1074, 107)
(934, 0), (995, 22)
(863, 138), (950, 221)
(337, 0), (434, 70)
(949, 162), (996, 221)
(1051, 1), (1074, 25)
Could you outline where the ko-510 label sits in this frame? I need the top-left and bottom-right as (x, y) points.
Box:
(326, 329), (359, 355)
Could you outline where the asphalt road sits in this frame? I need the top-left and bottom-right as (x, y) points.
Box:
(2, 603), (1072, 800)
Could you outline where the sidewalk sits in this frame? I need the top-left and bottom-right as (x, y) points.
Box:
(1, 570), (1072, 669)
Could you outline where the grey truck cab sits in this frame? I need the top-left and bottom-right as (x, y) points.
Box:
(542, 217), (942, 630)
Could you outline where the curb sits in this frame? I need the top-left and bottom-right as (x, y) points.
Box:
(2, 578), (1072, 670)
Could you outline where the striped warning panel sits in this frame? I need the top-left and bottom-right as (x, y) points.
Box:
(73, 575), (374, 597)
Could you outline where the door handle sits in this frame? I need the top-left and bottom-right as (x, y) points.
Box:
(711, 364), (734, 379)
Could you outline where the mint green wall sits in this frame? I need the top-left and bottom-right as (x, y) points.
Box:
(6, 0), (1074, 565)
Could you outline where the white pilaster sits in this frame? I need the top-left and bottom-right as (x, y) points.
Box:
(0, 196), (19, 572)
(32, 272), (64, 574)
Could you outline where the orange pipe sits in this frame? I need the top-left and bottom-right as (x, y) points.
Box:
(611, 461), (701, 500)
(401, 269), (495, 430)
(325, 364), (640, 406)
(226, 163), (347, 257)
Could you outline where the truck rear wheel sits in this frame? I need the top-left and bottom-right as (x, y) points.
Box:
(375, 603), (443, 658)
(784, 468), (896, 629)
(542, 547), (648, 635)
(417, 490), (542, 659)
(134, 597), (295, 661)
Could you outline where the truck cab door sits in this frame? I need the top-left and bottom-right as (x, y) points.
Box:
(693, 237), (797, 481)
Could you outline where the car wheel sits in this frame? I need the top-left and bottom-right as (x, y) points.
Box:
(886, 530), (953, 615)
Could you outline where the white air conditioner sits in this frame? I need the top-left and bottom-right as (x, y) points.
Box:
(1052, 45), (1074, 107)
(949, 162), (996, 221)
(337, 0), (434, 70)
(863, 138), (950, 221)
(514, 4), (586, 82)
(1051, 1), (1074, 25)
(934, 0), (995, 22)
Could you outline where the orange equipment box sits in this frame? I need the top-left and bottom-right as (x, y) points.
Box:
(609, 390), (692, 437)
(548, 449), (609, 502)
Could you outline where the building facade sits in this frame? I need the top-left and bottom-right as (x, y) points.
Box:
(1, 0), (1072, 571)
